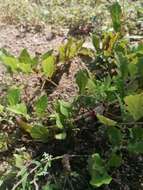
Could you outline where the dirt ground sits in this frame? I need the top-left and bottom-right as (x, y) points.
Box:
(0, 24), (83, 101)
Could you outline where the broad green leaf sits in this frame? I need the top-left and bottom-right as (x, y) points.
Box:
(30, 125), (49, 142)
(14, 154), (25, 169)
(88, 153), (112, 187)
(86, 79), (96, 93)
(35, 95), (48, 116)
(0, 48), (10, 60)
(7, 103), (28, 118)
(42, 55), (56, 78)
(19, 49), (38, 67)
(97, 114), (117, 126)
(14, 152), (31, 169)
(17, 119), (49, 142)
(19, 49), (32, 64)
(128, 141), (143, 154)
(65, 38), (78, 60)
(59, 45), (66, 62)
(92, 34), (100, 51)
(55, 132), (67, 140)
(76, 70), (89, 93)
(108, 127), (122, 146)
(56, 113), (64, 129)
(2, 56), (19, 72)
(109, 2), (122, 32)
(7, 88), (21, 106)
(130, 127), (143, 141)
(116, 52), (129, 80)
(19, 62), (32, 73)
(59, 100), (71, 117)
(128, 61), (138, 78)
(124, 93), (143, 121)
(107, 153), (122, 168)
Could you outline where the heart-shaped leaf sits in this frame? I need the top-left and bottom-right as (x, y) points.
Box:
(97, 114), (117, 126)
(42, 55), (56, 78)
(7, 87), (21, 106)
(124, 93), (143, 121)
(8, 103), (28, 118)
(35, 95), (48, 116)
(88, 153), (112, 187)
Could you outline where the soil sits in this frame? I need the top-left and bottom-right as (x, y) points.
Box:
(0, 24), (84, 101)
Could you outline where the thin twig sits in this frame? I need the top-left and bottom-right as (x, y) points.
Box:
(33, 178), (39, 190)
(46, 78), (58, 87)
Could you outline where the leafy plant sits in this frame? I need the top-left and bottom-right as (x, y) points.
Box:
(59, 38), (84, 62)
(35, 94), (48, 117)
(109, 2), (122, 32)
(88, 153), (112, 187)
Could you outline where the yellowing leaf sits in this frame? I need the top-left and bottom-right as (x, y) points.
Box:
(16, 118), (33, 133)
(124, 93), (143, 121)
(42, 55), (56, 78)
(30, 125), (49, 142)
(97, 114), (117, 126)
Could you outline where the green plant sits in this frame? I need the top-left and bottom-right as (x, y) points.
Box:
(74, 2), (143, 188)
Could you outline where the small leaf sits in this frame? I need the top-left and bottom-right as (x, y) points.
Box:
(124, 93), (143, 121)
(16, 118), (33, 133)
(30, 125), (49, 143)
(109, 2), (122, 32)
(92, 34), (100, 51)
(19, 49), (32, 64)
(97, 114), (117, 126)
(130, 127), (143, 141)
(128, 141), (143, 154)
(14, 152), (31, 169)
(59, 100), (71, 117)
(19, 63), (32, 73)
(35, 95), (48, 116)
(108, 127), (122, 146)
(55, 113), (64, 129)
(107, 153), (122, 168)
(2, 56), (19, 72)
(88, 153), (112, 187)
(7, 88), (21, 106)
(76, 70), (89, 93)
(7, 103), (28, 118)
(42, 55), (56, 78)
(19, 49), (38, 67)
(55, 132), (67, 140)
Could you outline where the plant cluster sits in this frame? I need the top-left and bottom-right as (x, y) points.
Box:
(0, 1), (143, 190)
